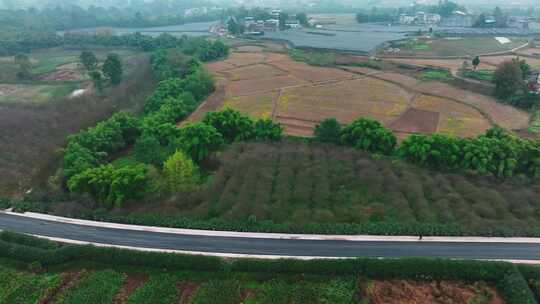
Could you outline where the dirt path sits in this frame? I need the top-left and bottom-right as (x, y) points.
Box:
(113, 274), (148, 304)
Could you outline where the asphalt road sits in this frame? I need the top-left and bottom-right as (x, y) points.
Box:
(1, 213), (539, 260)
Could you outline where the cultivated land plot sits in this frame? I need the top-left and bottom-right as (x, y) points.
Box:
(227, 75), (307, 95)
(223, 64), (286, 81)
(0, 260), (509, 304)
(413, 81), (530, 130)
(412, 95), (491, 137)
(225, 52), (268, 67)
(269, 60), (356, 83)
(372, 72), (421, 88)
(181, 141), (540, 232)
(222, 91), (278, 119)
(0, 83), (81, 104)
(390, 108), (440, 134)
(275, 77), (410, 126)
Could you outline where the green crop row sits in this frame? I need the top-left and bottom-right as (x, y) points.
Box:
(0, 264), (61, 303)
(126, 274), (178, 304)
(0, 231), (537, 304)
(56, 270), (125, 304)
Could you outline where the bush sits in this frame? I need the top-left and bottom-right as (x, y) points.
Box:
(315, 118), (341, 144)
(253, 118), (283, 141)
(171, 123), (224, 163)
(56, 270), (125, 304)
(340, 118), (396, 155)
(399, 134), (464, 169)
(190, 279), (244, 304)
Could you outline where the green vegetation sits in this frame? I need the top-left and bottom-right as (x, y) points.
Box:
(341, 118), (396, 155)
(163, 151), (200, 193)
(420, 69), (452, 81)
(57, 270), (125, 304)
(530, 111), (540, 133)
(0, 264), (61, 303)
(126, 275), (178, 304)
(463, 69), (494, 82)
(288, 49), (336, 67)
(0, 232), (537, 304)
(315, 118), (342, 144)
(492, 59), (540, 110)
(103, 53), (123, 86)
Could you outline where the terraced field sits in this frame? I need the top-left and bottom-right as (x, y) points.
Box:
(194, 44), (532, 138)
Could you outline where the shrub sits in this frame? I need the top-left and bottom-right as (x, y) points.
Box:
(315, 118), (341, 144)
(399, 134), (463, 169)
(340, 118), (396, 155)
(253, 118), (283, 141)
(191, 280), (244, 304)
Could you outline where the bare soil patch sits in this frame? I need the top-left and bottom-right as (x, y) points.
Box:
(412, 95), (491, 137)
(235, 45), (265, 53)
(390, 108), (440, 134)
(205, 61), (236, 74)
(266, 52), (291, 63)
(365, 279), (504, 304)
(178, 282), (199, 304)
(269, 60), (356, 83)
(113, 274), (148, 304)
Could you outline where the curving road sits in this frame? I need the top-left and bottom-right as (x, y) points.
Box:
(0, 212), (539, 261)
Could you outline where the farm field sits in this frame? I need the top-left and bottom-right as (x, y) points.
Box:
(111, 140), (540, 234)
(381, 37), (529, 57)
(388, 58), (495, 73)
(0, 256), (512, 304)
(195, 44), (532, 138)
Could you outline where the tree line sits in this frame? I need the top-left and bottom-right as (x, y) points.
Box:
(63, 48), (281, 208)
(315, 117), (540, 180)
(0, 30), (229, 61)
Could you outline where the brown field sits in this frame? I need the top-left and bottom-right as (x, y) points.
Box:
(223, 64), (286, 81)
(414, 81), (530, 130)
(269, 60), (356, 83)
(196, 45), (534, 138)
(340, 66), (382, 75)
(276, 77), (411, 125)
(412, 95), (491, 137)
(390, 108), (440, 134)
(222, 91), (278, 119)
(365, 280), (504, 304)
(235, 45), (265, 53)
(372, 72), (421, 88)
(227, 75), (306, 95)
(225, 52), (268, 67)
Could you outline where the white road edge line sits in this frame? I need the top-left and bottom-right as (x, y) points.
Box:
(18, 233), (540, 265)
(3, 210), (540, 243)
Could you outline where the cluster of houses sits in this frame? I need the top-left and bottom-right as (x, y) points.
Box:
(235, 9), (302, 35)
(528, 70), (540, 93)
(399, 10), (533, 29)
(399, 12), (442, 26)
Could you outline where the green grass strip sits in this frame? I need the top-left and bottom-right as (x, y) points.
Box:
(126, 274), (178, 304)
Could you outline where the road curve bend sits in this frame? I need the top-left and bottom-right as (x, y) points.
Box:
(0, 212), (539, 263)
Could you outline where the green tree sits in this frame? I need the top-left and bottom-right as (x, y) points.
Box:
(340, 118), (397, 155)
(202, 108), (254, 143)
(492, 60), (524, 98)
(399, 134), (463, 169)
(253, 119), (283, 141)
(163, 150), (199, 192)
(172, 123), (224, 162)
(14, 53), (31, 79)
(296, 13), (308, 26)
(102, 53), (123, 85)
(227, 18), (244, 35)
(89, 71), (104, 93)
(279, 12), (289, 31)
(134, 133), (168, 166)
(68, 164), (148, 208)
(314, 118), (341, 144)
(80, 51), (98, 72)
(472, 56), (480, 71)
